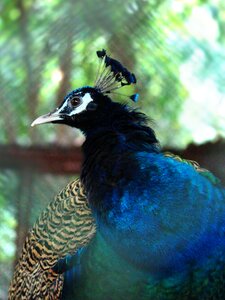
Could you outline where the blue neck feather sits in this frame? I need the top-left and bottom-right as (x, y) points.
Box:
(81, 101), (159, 199)
(80, 100), (225, 278)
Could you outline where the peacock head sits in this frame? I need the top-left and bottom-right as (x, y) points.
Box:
(31, 49), (138, 130)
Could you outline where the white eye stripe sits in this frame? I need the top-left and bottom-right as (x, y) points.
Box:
(58, 97), (70, 112)
(57, 93), (93, 116)
(69, 93), (93, 115)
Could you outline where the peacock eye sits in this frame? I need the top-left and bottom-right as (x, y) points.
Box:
(70, 97), (81, 106)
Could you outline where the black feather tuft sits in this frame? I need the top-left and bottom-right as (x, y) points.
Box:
(95, 49), (138, 100)
(96, 49), (106, 58)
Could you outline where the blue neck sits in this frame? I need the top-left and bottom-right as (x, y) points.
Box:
(81, 102), (159, 199)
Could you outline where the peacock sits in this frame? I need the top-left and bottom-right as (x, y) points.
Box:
(10, 49), (225, 299)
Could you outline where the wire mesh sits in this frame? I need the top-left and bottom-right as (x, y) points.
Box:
(0, 0), (225, 298)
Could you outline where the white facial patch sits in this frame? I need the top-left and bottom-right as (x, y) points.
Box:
(57, 92), (93, 116)
(69, 93), (93, 115)
(31, 92), (94, 127)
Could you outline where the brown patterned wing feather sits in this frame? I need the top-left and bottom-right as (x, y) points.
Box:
(8, 178), (96, 299)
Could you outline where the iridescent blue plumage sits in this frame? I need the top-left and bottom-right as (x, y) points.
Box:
(60, 99), (225, 299)
(31, 50), (225, 299)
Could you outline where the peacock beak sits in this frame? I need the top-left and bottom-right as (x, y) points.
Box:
(31, 109), (64, 127)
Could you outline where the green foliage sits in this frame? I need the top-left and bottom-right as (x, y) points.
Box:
(0, 0), (224, 147)
(0, 209), (16, 261)
(0, 171), (17, 263)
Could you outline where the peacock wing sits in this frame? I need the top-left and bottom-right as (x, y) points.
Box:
(8, 178), (96, 300)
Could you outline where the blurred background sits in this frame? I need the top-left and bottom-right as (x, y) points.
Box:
(0, 0), (225, 298)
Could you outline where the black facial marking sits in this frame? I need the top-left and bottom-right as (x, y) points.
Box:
(86, 102), (98, 111)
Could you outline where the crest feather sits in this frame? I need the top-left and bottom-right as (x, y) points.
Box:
(94, 49), (138, 102)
